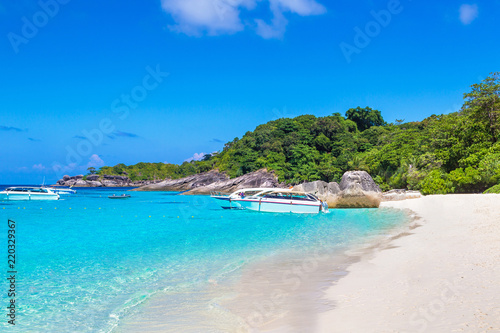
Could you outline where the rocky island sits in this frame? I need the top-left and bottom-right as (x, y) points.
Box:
(55, 174), (162, 187)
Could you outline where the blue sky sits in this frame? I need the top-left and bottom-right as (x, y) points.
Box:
(0, 0), (498, 184)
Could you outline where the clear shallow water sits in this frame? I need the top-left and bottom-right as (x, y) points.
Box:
(0, 187), (409, 332)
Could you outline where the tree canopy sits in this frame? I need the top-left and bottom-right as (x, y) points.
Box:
(345, 106), (386, 131)
(462, 72), (500, 142)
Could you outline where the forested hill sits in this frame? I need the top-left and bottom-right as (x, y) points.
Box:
(94, 73), (500, 195)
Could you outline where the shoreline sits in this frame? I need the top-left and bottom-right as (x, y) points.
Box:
(316, 194), (500, 332)
(216, 207), (417, 333)
(250, 207), (420, 333)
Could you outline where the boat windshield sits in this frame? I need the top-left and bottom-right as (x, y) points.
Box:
(262, 192), (316, 201)
(307, 193), (320, 201)
(30, 188), (49, 193)
(5, 187), (49, 193)
(233, 190), (265, 198)
(6, 187), (30, 192)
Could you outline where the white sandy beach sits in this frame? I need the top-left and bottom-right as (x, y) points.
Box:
(317, 194), (500, 332)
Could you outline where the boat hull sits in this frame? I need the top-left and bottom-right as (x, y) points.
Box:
(53, 189), (76, 195)
(0, 193), (59, 201)
(212, 196), (242, 209)
(108, 195), (131, 199)
(234, 198), (321, 214)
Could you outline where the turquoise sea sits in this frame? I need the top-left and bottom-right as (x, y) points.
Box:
(0, 187), (410, 332)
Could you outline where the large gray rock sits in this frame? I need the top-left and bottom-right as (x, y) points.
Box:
(65, 179), (77, 186)
(133, 170), (229, 192)
(86, 174), (100, 181)
(302, 180), (328, 195)
(336, 171), (381, 208)
(183, 169), (283, 195)
(293, 180), (341, 207)
(328, 182), (341, 194)
(339, 171), (381, 193)
(103, 175), (129, 182)
(62, 175), (71, 181)
(74, 179), (87, 186)
(102, 180), (118, 186)
(291, 171), (381, 208)
(336, 184), (381, 208)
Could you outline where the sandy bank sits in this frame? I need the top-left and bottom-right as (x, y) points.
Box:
(317, 194), (500, 332)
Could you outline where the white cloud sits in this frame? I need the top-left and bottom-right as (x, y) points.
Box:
(32, 163), (46, 171)
(161, 0), (326, 38)
(459, 4), (478, 25)
(255, 7), (288, 39)
(161, 0), (252, 36)
(87, 154), (105, 168)
(274, 0), (326, 15)
(50, 155), (104, 177)
(51, 162), (79, 174)
(185, 152), (207, 162)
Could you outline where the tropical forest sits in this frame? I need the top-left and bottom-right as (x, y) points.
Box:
(92, 73), (500, 195)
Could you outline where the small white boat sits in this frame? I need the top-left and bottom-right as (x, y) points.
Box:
(108, 194), (131, 199)
(45, 186), (76, 195)
(211, 188), (328, 214)
(0, 187), (60, 201)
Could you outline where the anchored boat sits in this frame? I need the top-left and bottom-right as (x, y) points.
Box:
(108, 194), (131, 199)
(0, 187), (60, 201)
(211, 188), (328, 213)
(44, 186), (77, 195)
(42, 186), (76, 195)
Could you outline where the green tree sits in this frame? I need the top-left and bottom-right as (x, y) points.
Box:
(314, 133), (331, 152)
(345, 106), (386, 131)
(462, 72), (500, 142)
(87, 167), (96, 175)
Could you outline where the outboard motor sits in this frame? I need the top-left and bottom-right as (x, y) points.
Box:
(321, 201), (329, 213)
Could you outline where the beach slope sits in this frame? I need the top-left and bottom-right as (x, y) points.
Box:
(318, 194), (500, 332)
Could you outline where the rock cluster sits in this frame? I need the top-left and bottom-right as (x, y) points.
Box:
(57, 175), (86, 186)
(294, 171), (382, 208)
(133, 169), (282, 194)
(184, 169), (283, 195)
(292, 180), (341, 207)
(133, 170), (229, 192)
(55, 174), (160, 187)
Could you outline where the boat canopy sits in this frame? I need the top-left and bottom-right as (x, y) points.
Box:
(5, 187), (52, 193)
(229, 188), (319, 201)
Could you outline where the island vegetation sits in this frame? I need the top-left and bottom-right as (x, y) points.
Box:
(90, 73), (500, 194)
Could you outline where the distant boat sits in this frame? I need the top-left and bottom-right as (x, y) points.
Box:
(211, 188), (328, 214)
(108, 194), (131, 199)
(0, 187), (60, 201)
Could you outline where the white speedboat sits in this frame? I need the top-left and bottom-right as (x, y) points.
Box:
(45, 186), (76, 195)
(211, 188), (328, 214)
(0, 187), (60, 201)
(211, 188), (274, 210)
